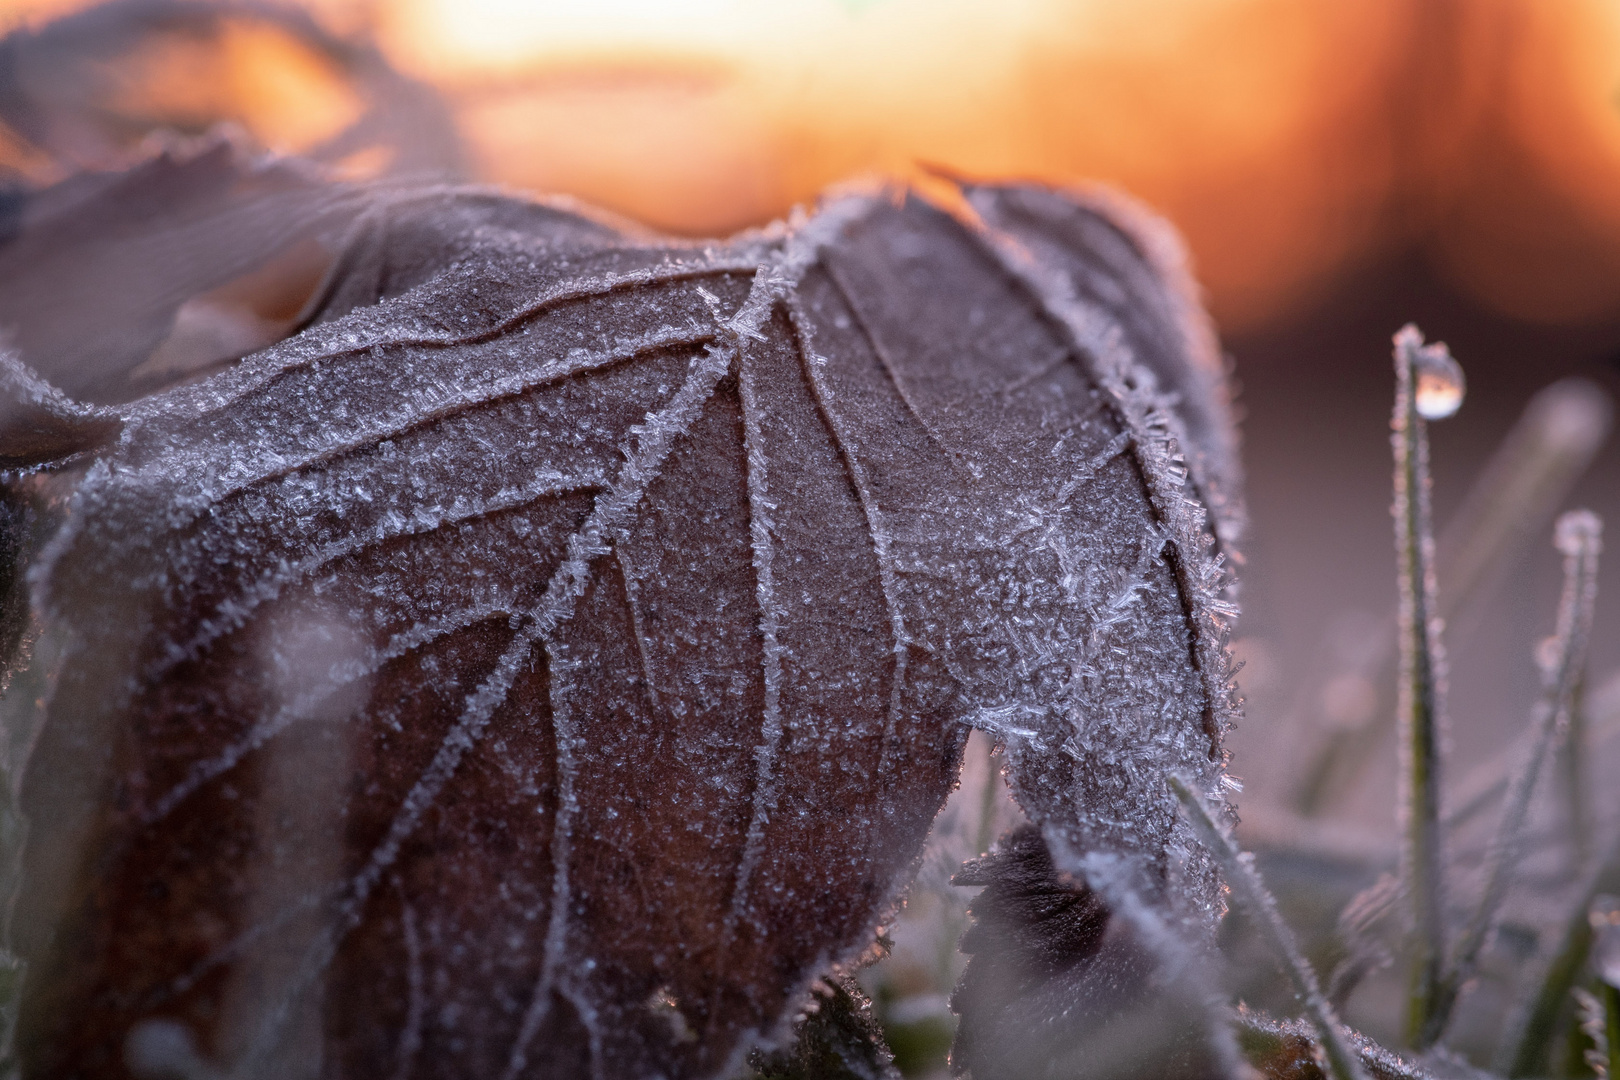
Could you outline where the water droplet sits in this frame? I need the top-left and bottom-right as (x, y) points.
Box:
(1394, 324), (1466, 419)
(1414, 344), (1465, 419)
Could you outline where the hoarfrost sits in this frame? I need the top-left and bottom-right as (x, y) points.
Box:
(0, 155), (1241, 1077)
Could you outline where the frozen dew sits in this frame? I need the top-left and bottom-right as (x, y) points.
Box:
(1393, 324), (1466, 420)
(1412, 342), (1465, 419)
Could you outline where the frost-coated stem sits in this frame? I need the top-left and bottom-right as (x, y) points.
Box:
(1433, 511), (1602, 1041)
(1064, 841), (1257, 1080)
(1169, 775), (1370, 1080)
(1296, 376), (1609, 816)
(1561, 679), (1592, 866)
(1498, 850), (1618, 1075)
(1392, 325), (1453, 1049)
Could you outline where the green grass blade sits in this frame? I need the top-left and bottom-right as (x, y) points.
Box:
(1389, 325), (1457, 1049)
(1432, 511), (1602, 1042)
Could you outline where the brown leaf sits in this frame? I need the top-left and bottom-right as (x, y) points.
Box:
(4, 164), (1239, 1078)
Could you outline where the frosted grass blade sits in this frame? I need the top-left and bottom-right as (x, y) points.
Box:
(1390, 325), (1457, 1049)
(1169, 773), (1368, 1080)
(1432, 510), (1601, 1043)
(1297, 377), (1610, 815)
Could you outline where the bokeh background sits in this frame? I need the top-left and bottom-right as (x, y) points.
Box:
(6, 1), (1620, 1073)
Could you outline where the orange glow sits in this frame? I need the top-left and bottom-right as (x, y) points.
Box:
(7, 1), (1620, 332)
(1432, 0), (1620, 324)
(113, 22), (363, 153)
(0, 4), (365, 179)
(372, 0), (1416, 329)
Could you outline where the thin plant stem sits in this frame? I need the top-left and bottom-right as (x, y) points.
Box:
(1051, 836), (1258, 1080)
(1297, 377), (1610, 814)
(1560, 679), (1592, 866)
(1327, 873), (1402, 1009)
(1169, 774), (1369, 1080)
(1391, 325), (1455, 1049)
(1498, 847), (1620, 1074)
(1500, 902), (1593, 1077)
(1430, 510), (1602, 1044)
(1445, 665), (1620, 833)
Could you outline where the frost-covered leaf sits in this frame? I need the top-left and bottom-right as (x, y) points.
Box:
(3, 161), (1239, 1078)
